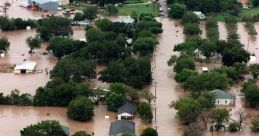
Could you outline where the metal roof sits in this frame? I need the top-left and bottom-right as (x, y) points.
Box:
(14, 61), (36, 71)
(117, 101), (136, 115)
(210, 89), (234, 100)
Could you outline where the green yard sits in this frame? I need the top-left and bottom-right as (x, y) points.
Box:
(241, 7), (259, 16)
(118, 3), (159, 16)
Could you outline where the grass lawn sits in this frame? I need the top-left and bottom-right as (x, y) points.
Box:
(118, 3), (159, 16)
(241, 7), (259, 16)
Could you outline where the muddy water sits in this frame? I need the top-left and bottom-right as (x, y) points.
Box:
(149, 18), (185, 135)
(1, 0), (63, 19)
(199, 21), (206, 39)
(218, 22), (228, 41)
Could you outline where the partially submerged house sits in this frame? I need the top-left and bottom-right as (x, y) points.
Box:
(14, 61), (36, 74)
(117, 101), (137, 120)
(28, 0), (59, 11)
(109, 120), (135, 136)
(210, 89), (235, 106)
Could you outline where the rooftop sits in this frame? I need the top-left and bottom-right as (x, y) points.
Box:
(117, 101), (136, 115)
(14, 61), (36, 71)
(210, 89), (234, 100)
(109, 120), (135, 136)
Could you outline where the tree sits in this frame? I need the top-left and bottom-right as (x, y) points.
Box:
(228, 121), (239, 132)
(95, 19), (113, 31)
(67, 96), (94, 121)
(241, 80), (259, 108)
(138, 102), (153, 123)
(183, 122), (204, 136)
(140, 128), (158, 136)
(175, 69), (198, 83)
(249, 64), (259, 79)
(252, 0), (259, 7)
(48, 37), (86, 59)
(0, 37), (10, 53)
(211, 108), (230, 131)
(133, 37), (158, 56)
(83, 6), (97, 22)
(251, 115), (259, 132)
(72, 131), (91, 136)
(106, 4), (118, 16)
(222, 46), (250, 66)
(170, 97), (202, 124)
(20, 120), (67, 136)
(169, 3), (187, 19)
(37, 16), (73, 41)
(130, 11), (138, 21)
(235, 109), (250, 131)
(140, 91), (155, 104)
(183, 23), (201, 36)
(26, 35), (41, 53)
(109, 83), (139, 102)
(198, 39), (217, 59)
(73, 13), (84, 22)
(181, 12), (199, 24)
(184, 72), (228, 94)
(50, 58), (96, 82)
(174, 55), (195, 73)
(106, 92), (124, 112)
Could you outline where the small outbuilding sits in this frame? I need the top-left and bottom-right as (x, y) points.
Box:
(109, 120), (135, 136)
(28, 0), (59, 11)
(113, 16), (135, 24)
(193, 11), (206, 20)
(117, 101), (136, 120)
(14, 61), (36, 74)
(210, 89), (235, 106)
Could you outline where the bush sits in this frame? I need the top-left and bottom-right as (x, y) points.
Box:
(67, 96), (95, 121)
(251, 115), (259, 132)
(228, 121), (239, 132)
(72, 131), (91, 136)
(183, 23), (201, 36)
(138, 102), (153, 123)
(181, 12), (199, 24)
(205, 17), (219, 41)
(141, 128), (158, 136)
(168, 3), (187, 19)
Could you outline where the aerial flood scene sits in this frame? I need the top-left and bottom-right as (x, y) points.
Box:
(3, 0), (259, 136)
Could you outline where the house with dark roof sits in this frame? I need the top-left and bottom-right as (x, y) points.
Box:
(109, 120), (135, 136)
(117, 101), (136, 120)
(210, 89), (235, 106)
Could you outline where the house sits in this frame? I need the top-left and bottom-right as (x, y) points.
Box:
(210, 89), (235, 106)
(117, 101), (136, 120)
(193, 11), (206, 20)
(61, 125), (69, 136)
(14, 61), (36, 74)
(109, 120), (135, 136)
(113, 16), (135, 24)
(28, 0), (59, 11)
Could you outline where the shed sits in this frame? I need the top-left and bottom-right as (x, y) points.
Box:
(117, 101), (136, 120)
(28, 0), (59, 11)
(210, 89), (235, 106)
(109, 120), (135, 136)
(193, 11), (206, 20)
(14, 61), (36, 74)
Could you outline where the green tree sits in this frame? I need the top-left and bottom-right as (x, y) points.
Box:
(37, 16), (73, 41)
(95, 19), (113, 31)
(106, 92), (124, 112)
(73, 12), (84, 22)
(181, 12), (199, 24)
(140, 91), (155, 104)
(183, 23), (201, 36)
(0, 37), (10, 53)
(20, 120), (67, 136)
(175, 69), (198, 83)
(174, 55), (195, 73)
(252, 0), (259, 7)
(72, 131), (91, 136)
(169, 3), (187, 19)
(249, 64), (259, 79)
(133, 37), (158, 56)
(170, 97), (202, 124)
(26, 35), (41, 53)
(251, 115), (259, 132)
(83, 6), (97, 22)
(138, 102), (153, 123)
(222, 46), (250, 66)
(198, 39), (217, 59)
(241, 80), (259, 108)
(140, 127), (158, 136)
(67, 96), (94, 121)
(130, 11), (138, 21)
(211, 108), (230, 131)
(106, 4), (118, 16)
(184, 72), (228, 94)
(228, 121), (239, 132)
(50, 58), (96, 82)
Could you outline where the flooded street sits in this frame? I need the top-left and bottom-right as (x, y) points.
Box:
(149, 18), (185, 135)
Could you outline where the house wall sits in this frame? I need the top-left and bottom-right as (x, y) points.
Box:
(215, 99), (234, 105)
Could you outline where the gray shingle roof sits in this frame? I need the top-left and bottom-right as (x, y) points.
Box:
(109, 120), (135, 136)
(117, 101), (136, 115)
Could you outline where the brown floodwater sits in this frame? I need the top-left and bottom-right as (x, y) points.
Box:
(200, 21), (206, 39)
(148, 18), (185, 136)
(218, 22), (228, 41)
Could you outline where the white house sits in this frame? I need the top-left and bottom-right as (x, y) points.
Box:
(112, 16), (135, 24)
(210, 89), (235, 106)
(117, 101), (136, 120)
(14, 61), (36, 74)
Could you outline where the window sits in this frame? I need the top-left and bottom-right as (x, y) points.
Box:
(225, 100), (227, 104)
